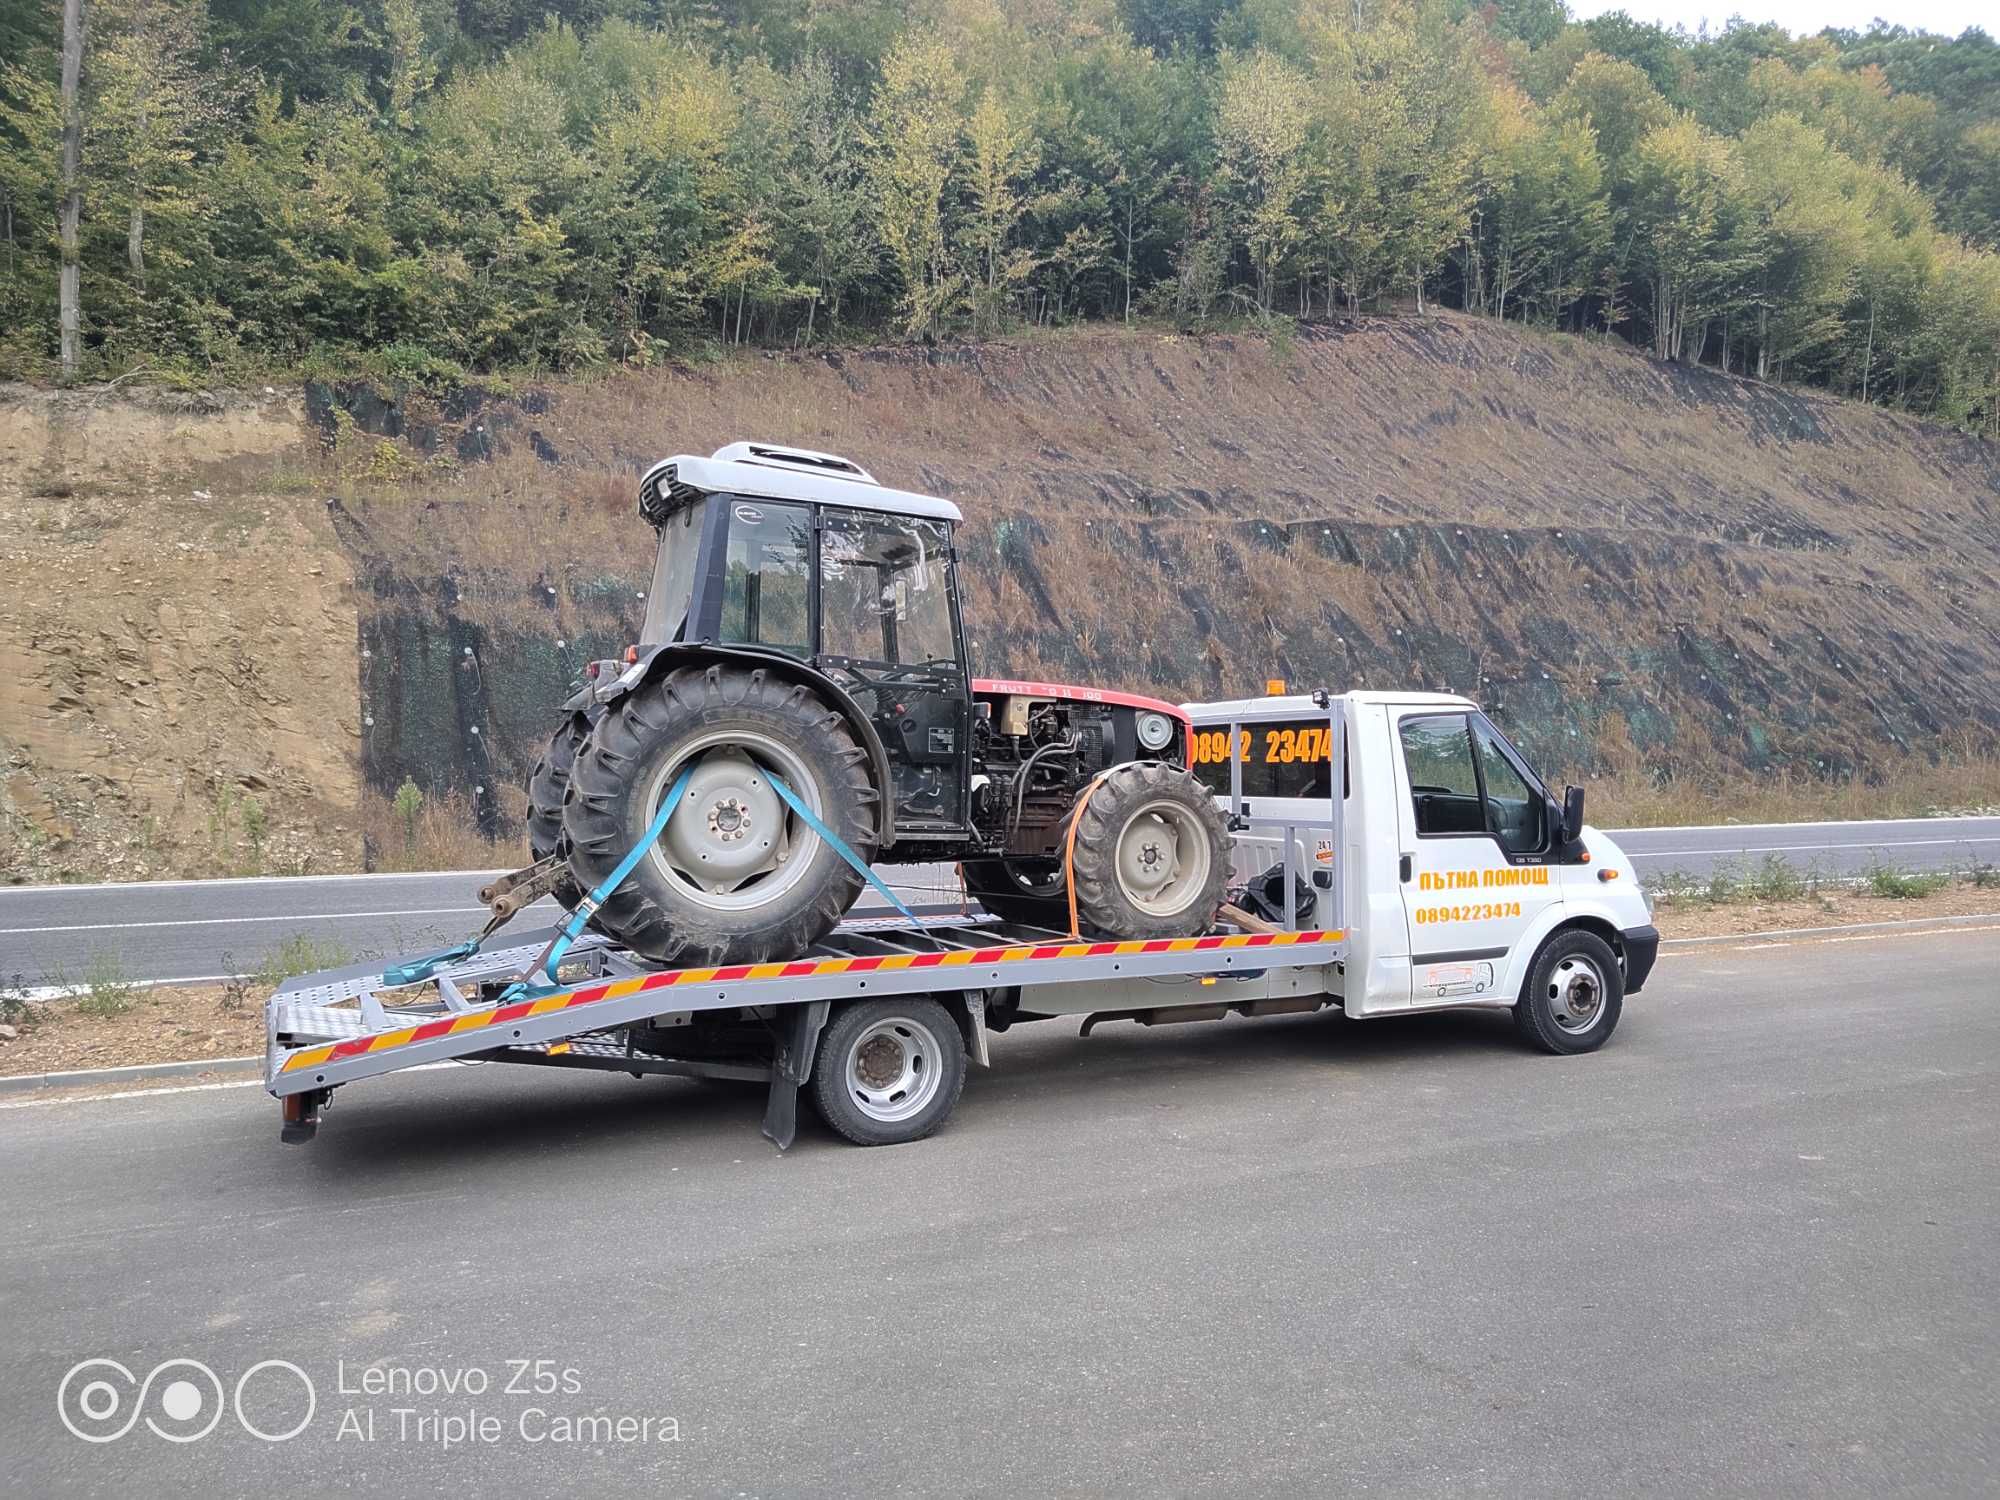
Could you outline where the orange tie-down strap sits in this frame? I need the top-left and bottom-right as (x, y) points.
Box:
(280, 928), (1344, 1074)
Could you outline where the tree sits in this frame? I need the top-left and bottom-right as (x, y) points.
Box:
(1627, 115), (1742, 362)
(1478, 87), (1610, 324)
(1732, 113), (1868, 381)
(960, 91), (1039, 334)
(59, 0), (83, 378)
(866, 35), (965, 337)
(1215, 49), (1313, 314)
(768, 52), (877, 340)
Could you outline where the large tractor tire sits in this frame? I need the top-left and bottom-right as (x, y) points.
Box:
(562, 664), (881, 966)
(525, 713), (588, 911)
(961, 857), (1070, 930)
(1068, 762), (1230, 941)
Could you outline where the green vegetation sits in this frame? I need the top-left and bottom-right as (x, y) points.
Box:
(0, 1), (1995, 429)
(0, 972), (42, 1031)
(76, 951), (138, 1016)
(392, 777), (425, 851)
(1864, 864), (1950, 899)
(254, 933), (353, 989)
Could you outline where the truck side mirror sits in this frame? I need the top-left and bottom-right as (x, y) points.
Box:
(1560, 784), (1586, 845)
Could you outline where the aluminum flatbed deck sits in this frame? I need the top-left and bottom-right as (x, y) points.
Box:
(266, 912), (1346, 1146)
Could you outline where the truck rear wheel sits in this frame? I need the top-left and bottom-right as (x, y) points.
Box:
(562, 664), (881, 966)
(1513, 929), (1623, 1054)
(525, 713), (587, 911)
(1068, 762), (1230, 940)
(810, 997), (966, 1145)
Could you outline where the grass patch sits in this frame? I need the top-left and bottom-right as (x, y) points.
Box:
(76, 953), (140, 1017)
(1645, 854), (1825, 907)
(1864, 865), (1950, 900)
(255, 935), (354, 989)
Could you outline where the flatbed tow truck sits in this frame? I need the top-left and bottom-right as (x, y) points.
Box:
(265, 691), (1658, 1150)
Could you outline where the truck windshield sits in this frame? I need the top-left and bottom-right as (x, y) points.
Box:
(639, 501), (703, 645)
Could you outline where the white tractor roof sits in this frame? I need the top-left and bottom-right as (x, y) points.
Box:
(642, 443), (962, 522)
(1183, 690), (1478, 719)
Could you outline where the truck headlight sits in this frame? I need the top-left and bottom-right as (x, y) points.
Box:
(1136, 712), (1174, 751)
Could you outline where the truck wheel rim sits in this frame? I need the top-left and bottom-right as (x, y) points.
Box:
(1112, 799), (1212, 917)
(844, 1016), (945, 1124)
(643, 731), (823, 912)
(1548, 956), (1605, 1033)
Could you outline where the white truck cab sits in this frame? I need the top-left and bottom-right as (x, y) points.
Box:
(1185, 689), (1659, 1044)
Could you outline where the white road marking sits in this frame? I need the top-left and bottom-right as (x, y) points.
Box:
(1628, 836), (2000, 857)
(0, 906), (488, 936)
(0, 1061), (463, 1110)
(1609, 816), (2000, 834)
(1712, 922), (2000, 952)
(0, 1078), (266, 1108)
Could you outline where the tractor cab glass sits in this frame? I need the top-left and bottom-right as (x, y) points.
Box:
(818, 507), (970, 832)
(640, 499), (703, 645)
(716, 500), (812, 657)
(818, 509), (959, 672)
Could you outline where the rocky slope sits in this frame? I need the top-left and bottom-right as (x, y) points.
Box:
(3, 315), (1996, 883)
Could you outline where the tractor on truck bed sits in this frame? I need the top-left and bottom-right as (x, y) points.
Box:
(521, 443), (1228, 968)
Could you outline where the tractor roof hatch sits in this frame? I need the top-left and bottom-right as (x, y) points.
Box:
(638, 443), (963, 526)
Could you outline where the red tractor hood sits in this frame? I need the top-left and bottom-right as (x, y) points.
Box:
(972, 678), (1192, 737)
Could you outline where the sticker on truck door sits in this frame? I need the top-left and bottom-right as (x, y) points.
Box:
(1415, 959), (1498, 1000)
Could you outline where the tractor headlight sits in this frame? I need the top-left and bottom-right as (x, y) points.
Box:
(1136, 712), (1174, 752)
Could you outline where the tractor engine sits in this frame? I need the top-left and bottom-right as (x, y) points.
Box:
(968, 685), (1186, 859)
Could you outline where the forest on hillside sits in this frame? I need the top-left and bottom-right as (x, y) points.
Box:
(2, 0), (1997, 431)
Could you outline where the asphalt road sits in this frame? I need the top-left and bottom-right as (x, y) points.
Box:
(3, 817), (1997, 987)
(3, 924), (1995, 1496)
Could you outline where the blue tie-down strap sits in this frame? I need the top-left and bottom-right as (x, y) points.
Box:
(499, 761), (701, 1004)
(490, 759), (915, 1006)
(763, 770), (921, 928)
(380, 936), (483, 990)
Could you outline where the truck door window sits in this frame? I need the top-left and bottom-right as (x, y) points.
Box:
(1400, 715), (1484, 836)
(717, 500), (811, 656)
(1474, 720), (1546, 854)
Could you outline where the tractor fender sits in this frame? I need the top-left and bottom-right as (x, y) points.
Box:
(586, 642), (898, 850)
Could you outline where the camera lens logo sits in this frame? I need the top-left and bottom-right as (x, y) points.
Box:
(58, 1358), (315, 1443)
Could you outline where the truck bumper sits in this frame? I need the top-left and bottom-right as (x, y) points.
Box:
(1621, 924), (1661, 995)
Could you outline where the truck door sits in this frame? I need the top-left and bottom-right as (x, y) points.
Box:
(1391, 710), (1562, 1006)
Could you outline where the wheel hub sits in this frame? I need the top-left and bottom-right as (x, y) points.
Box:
(646, 741), (820, 908)
(1110, 799), (1213, 917)
(1550, 958), (1604, 1031)
(855, 1034), (905, 1090)
(707, 797), (751, 842)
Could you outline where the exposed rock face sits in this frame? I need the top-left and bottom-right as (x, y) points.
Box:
(1, 384), (361, 882)
(3, 315), (1995, 882)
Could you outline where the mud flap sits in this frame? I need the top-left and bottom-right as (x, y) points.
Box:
(761, 999), (830, 1151)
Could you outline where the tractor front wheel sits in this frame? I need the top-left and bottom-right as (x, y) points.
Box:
(562, 664), (881, 966)
(1068, 762), (1230, 940)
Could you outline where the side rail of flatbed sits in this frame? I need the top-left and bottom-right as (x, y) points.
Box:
(266, 914), (1346, 1146)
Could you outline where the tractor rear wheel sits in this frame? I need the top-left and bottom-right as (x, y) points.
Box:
(562, 664), (881, 966)
(1068, 762), (1229, 940)
(525, 713), (588, 911)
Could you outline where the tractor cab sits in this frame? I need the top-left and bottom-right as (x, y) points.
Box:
(634, 444), (974, 833)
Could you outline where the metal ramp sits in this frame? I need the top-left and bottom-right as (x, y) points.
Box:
(266, 914), (1347, 1099)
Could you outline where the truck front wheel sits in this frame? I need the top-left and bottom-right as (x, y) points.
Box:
(810, 997), (967, 1146)
(1513, 929), (1624, 1054)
